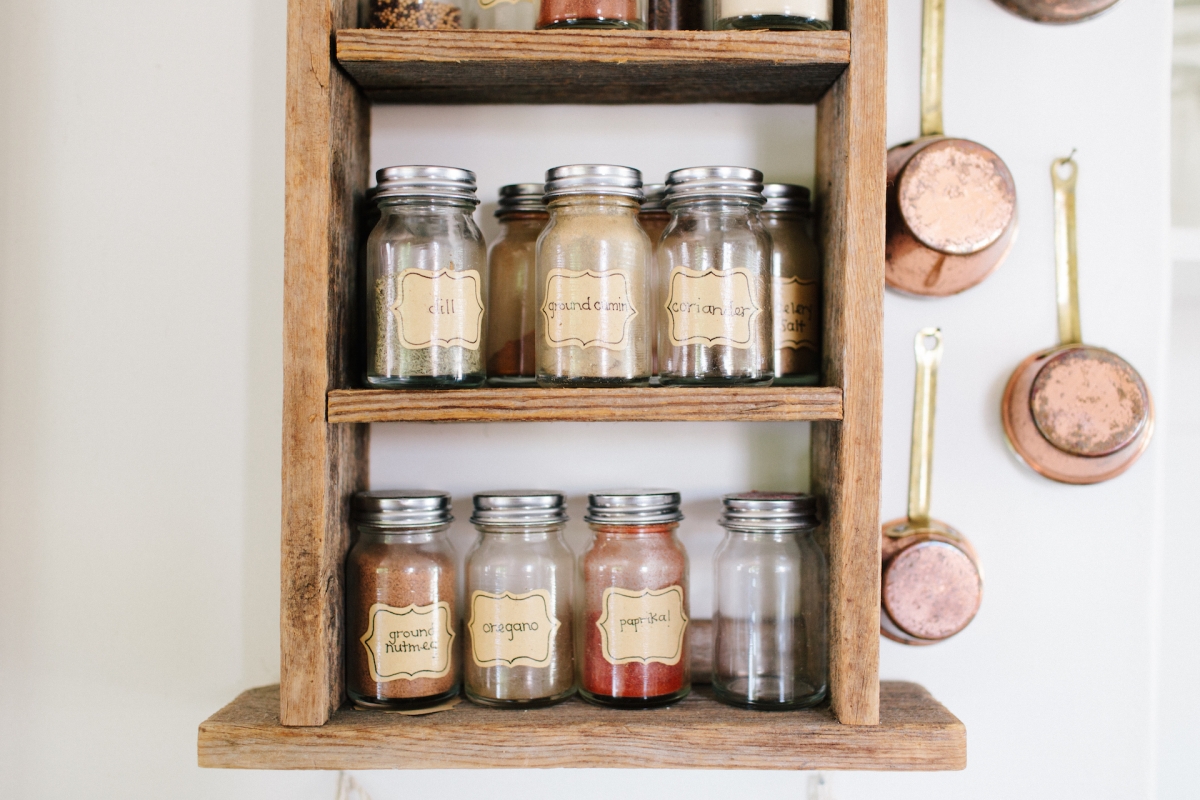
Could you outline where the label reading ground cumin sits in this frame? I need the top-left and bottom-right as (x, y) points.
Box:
(359, 601), (455, 682)
(467, 589), (560, 668)
(774, 276), (820, 350)
(540, 268), (638, 351)
(390, 268), (484, 351)
(665, 267), (760, 349)
(597, 586), (688, 666)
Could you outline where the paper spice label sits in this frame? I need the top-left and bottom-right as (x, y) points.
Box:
(774, 277), (820, 350)
(359, 601), (455, 683)
(468, 589), (560, 668)
(540, 268), (638, 351)
(390, 268), (484, 351)
(597, 586), (688, 666)
(665, 267), (760, 349)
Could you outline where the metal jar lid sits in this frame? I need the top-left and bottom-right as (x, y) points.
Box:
(584, 490), (683, 525)
(374, 166), (479, 204)
(353, 489), (453, 528)
(495, 183), (547, 215)
(664, 166), (765, 205)
(470, 490), (567, 527)
(544, 164), (644, 202)
(762, 183), (812, 213)
(719, 491), (818, 531)
(640, 184), (668, 213)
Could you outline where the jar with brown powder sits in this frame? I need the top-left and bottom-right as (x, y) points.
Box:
(537, 0), (645, 27)
(638, 184), (670, 376)
(345, 490), (459, 710)
(486, 184), (547, 385)
(762, 183), (822, 385)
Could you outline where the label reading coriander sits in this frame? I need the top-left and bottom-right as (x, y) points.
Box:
(597, 586), (688, 666)
(774, 277), (820, 350)
(390, 268), (484, 351)
(540, 268), (638, 351)
(665, 267), (760, 349)
(468, 589), (560, 668)
(359, 601), (455, 683)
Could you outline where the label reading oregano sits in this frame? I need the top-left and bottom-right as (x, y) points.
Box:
(359, 601), (455, 683)
(468, 589), (560, 668)
(597, 586), (688, 666)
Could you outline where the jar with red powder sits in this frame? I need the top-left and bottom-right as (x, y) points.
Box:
(536, 0), (646, 28)
(579, 490), (690, 707)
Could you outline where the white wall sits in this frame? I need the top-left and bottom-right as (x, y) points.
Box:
(0, 0), (1191, 799)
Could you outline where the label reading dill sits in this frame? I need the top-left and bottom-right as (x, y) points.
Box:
(468, 589), (560, 668)
(774, 277), (820, 350)
(665, 267), (760, 349)
(597, 586), (688, 666)
(359, 601), (455, 683)
(541, 268), (638, 351)
(391, 268), (484, 351)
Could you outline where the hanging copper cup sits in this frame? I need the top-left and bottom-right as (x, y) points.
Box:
(881, 329), (984, 646)
(886, 0), (1018, 297)
(993, 0), (1119, 24)
(1001, 155), (1154, 484)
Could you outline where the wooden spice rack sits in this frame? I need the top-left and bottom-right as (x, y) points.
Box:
(197, 0), (968, 772)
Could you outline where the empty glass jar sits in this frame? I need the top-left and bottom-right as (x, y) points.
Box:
(464, 491), (576, 707)
(486, 184), (546, 385)
(658, 166), (773, 386)
(536, 165), (652, 387)
(366, 166), (487, 389)
(762, 183), (822, 385)
(712, 492), (828, 709)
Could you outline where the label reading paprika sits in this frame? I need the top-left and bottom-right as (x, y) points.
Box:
(359, 601), (455, 682)
(540, 268), (638, 351)
(597, 586), (688, 666)
(468, 589), (560, 668)
(391, 268), (484, 351)
(665, 267), (760, 348)
(774, 277), (819, 350)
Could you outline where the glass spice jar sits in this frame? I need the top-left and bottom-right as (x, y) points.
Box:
(646, 0), (703, 28)
(714, 0), (830, 30)
(345, 490), (459, 710)
(370, 0), (473, 29)
(638, 184), (671, 377)
(486, 184), (547, 385)
(579, 490), (690, 708)
(536, 165), (652, 387)
(366, 166), (487, 389)
(464, 491), (576, 707)
(474, 0), (540, 27)
(537, 0), (645, 28)
(712, 492), (827, 709)
(658, 166), (773, 386)
(762, 183), (822, 385)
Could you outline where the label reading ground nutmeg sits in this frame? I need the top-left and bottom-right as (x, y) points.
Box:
(665, 267), (760, 349)
(774, 276), (820, 350)
(390, 268), (484, 351)
(540, 268), (638, 351)
(597, 586), (688, 666)
(359, 601), (455, 683)
(468, 589), (560, 668)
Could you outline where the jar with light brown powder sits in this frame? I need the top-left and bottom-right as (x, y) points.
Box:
(487, 184), (547, 385)
(761, 183), (822, 385)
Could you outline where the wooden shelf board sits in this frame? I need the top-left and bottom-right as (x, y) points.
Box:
(198, 681), (965, 771)
(335, 29), (850, 104)
(327, 386), (844, 423)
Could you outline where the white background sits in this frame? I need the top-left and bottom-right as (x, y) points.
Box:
(0, 0), (1195, 798)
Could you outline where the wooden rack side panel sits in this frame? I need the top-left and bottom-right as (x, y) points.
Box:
(280, 0), (370, 727)
(812, 0), (886, 726)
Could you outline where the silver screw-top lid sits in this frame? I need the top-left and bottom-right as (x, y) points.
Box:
(495, 183), (547, 215)
(374, 166), (479, 204)
(640, 184), (668, 213)
(762, 183), (812, 213)
(544, 164), (644, 202)
(664, 166), (765, 206)
(353, 489), (453, 528)
(719, 491), (817, 531)
(470, 490), (567, 527)
(585, 490), (683, 525)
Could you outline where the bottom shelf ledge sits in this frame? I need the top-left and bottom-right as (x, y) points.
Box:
(198, 682), (965, 771)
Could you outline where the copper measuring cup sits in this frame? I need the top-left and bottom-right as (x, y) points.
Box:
(886, 0), (1018, 297)
(993, 0), (1118, 24)
(881, 329), (984, 646)
(1001, 156), (1154, 484)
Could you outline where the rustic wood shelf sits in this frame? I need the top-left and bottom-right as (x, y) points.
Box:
(335, 29), (850, 104)
(199, 682), (965, 771)
(327, 386), (844, 423)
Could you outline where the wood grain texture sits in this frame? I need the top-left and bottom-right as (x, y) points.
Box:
(198, 681), (964, 771)
(335, 29), (850, 104)
(811, 0), (887, 725)
(327, 386), (844, 423)
(280, 0), (370, 727)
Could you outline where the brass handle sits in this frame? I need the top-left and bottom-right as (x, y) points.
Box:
(921, 0), (945, 137)
(1052, 154), (1082, 346)
(907, 328), (943, 526)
